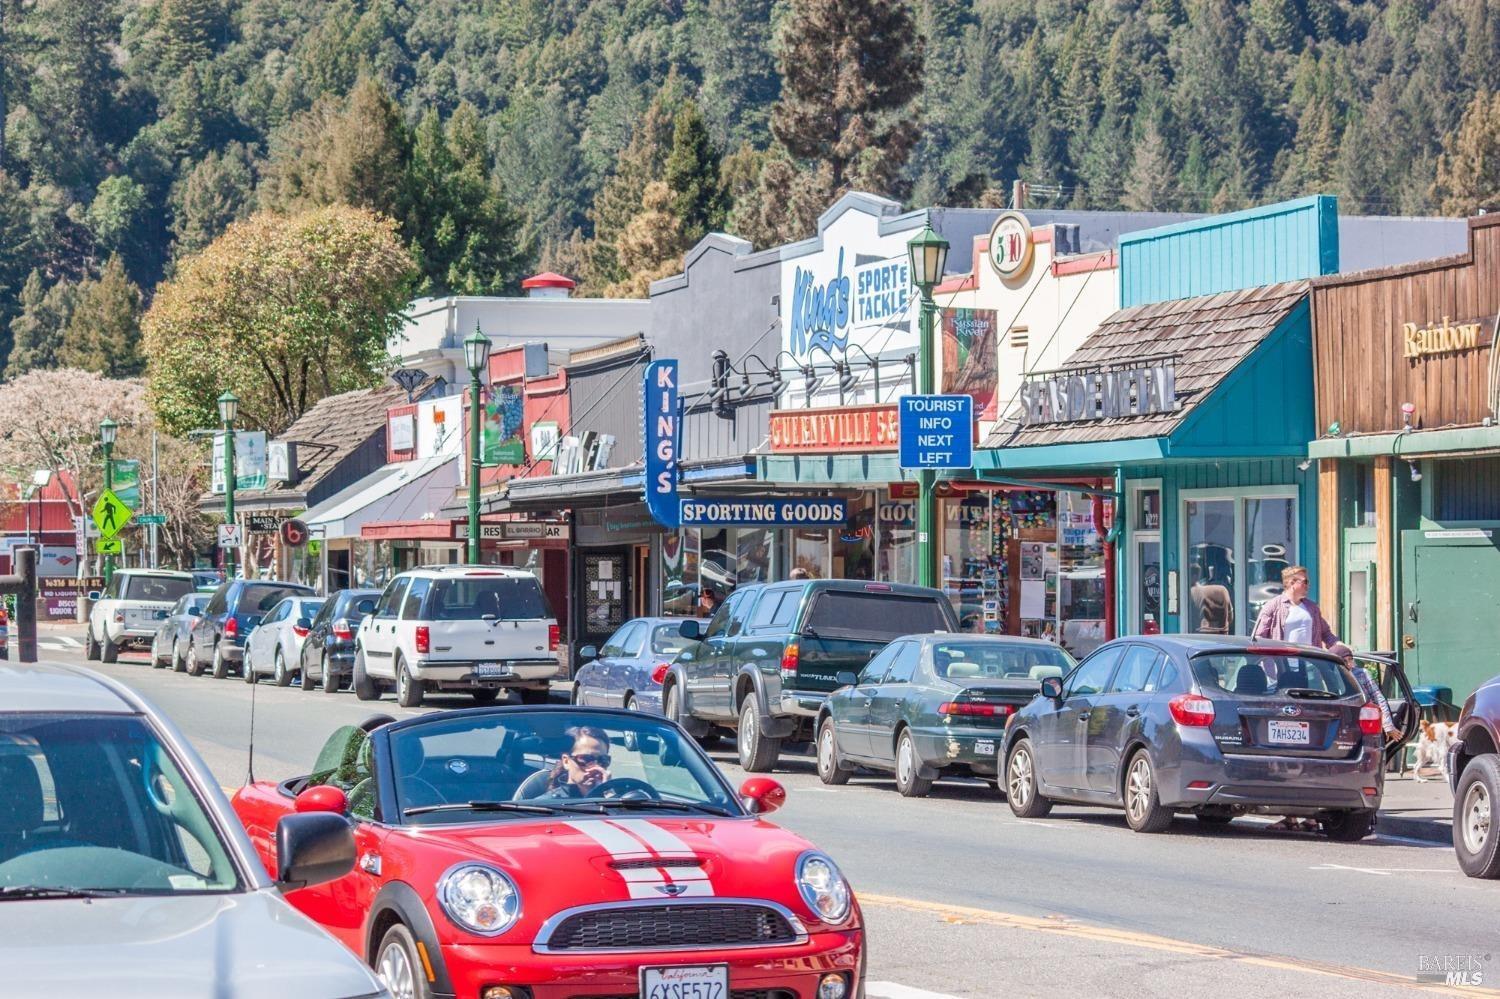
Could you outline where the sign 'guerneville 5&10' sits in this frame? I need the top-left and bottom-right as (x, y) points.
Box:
(1019, 357), (1181, 425)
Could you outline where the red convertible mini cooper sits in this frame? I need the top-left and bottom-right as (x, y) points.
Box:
(233, 706), (864, 999)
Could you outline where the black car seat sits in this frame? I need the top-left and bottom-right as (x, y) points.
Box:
(1234, 663), (1270, 695)
(0, 755), (44, 863)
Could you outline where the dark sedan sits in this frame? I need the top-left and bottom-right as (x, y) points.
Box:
(1002, 635), (1410, 839)
(298, 588), (379, 693)
(815, 634), (1074, 796)
(572, 616), (706, 713)
(149, 592), (211, 671)
(187, 578), (315, 679)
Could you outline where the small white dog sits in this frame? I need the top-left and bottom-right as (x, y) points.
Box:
(1413, 720), (1458, 782)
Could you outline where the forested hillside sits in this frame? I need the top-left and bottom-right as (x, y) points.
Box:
(2, 0), (1498, 378)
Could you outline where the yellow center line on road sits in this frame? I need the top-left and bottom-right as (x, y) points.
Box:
(858, 894), (1498, 997)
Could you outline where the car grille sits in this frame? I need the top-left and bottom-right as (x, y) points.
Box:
(542, 903), (800, 952)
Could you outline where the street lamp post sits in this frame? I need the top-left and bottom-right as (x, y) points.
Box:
(464, 325), (493, 565)
(218, 391), (239, 580)
(907, 224), (949, 591)
(99, 418), (118, 587)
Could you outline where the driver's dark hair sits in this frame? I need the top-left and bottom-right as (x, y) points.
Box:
(547, 725), (611, 790)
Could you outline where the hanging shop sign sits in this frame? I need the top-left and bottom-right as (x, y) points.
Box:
(454, 521), (571, 542)
(267, 440), (297, 483)
(679, 497), (849, 528)
(1018, 357), (1181, 426)
(987, 211), (1034, 280)
(643, 359), (681, 528)
(390, 412), (416, 451)
(770, 404), (899, 453)
(245, 513), (286, 534)
(1400, 315), (1497, 360)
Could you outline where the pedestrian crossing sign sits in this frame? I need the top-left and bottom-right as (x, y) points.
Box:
(92, 489), (133, 540)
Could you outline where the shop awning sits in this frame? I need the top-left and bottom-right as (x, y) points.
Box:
(303, 453), (459, 540)
(756, 452), (909, 487)
(1309, 424), (1500, 460)
(473, 456), (757, 515)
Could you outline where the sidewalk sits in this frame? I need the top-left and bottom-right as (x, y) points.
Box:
(1378, 771), (1453, 844)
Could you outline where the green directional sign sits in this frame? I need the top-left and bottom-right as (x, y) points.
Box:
(92, 489), (133, 540)
(96, 538), (123, 555)
(137, 513), (167, 526)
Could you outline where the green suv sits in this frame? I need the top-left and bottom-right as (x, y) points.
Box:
(667, 579), (959, 772)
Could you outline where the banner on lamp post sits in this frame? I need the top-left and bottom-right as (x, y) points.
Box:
(481, 385), (526, 466)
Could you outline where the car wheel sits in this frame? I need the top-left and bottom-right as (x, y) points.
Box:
(471, 688), (500, 704)
(353, 650), (379, 701)
(737, 696), (781, 773)
(298, 652), (315, 692)
(623, 693), (637, 711)
(1455, 755), (1500, 876)
(211, 641), (232, 680)
(186, 640), (204, 677)
(273, 649), (293, 687)
(1006, 739), (1052, 818)
(100, 631), (118, 664)
(322, 655), (340, 694)
(172, 640), (187, 673)
(243, 648), (258, 683)
(894, 728), (934, 798)
(1123, 750), (1174, 833)
(1323, 808), (1379, 843)
(151, 641), (167, 669)
(375, 923), (431, 999)
(395, 657), (424, 708)
(84, 628), (100, 661)
(817, 718), (851, 786)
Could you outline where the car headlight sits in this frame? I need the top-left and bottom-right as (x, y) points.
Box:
(437, 863), (521, 936)
(796, 851), (851, 924)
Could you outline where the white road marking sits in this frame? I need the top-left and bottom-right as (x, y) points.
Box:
(57, 636), (82, 647)
(1309, 863), (1456, 876)
(866, 983), (963, 999)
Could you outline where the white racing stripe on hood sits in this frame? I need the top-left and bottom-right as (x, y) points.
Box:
(564, 819), (654, 859)
(607, 818), (692, 856)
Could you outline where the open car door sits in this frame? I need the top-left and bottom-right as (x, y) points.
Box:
(1353, 652), (1421, 767)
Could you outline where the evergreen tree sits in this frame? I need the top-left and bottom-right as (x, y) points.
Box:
(578, 93), (678, 293)
(6, 270), (73, 375)
(692, 0), (779, 148)
(605, 181), (686, 298)
(156, 0), (220, 78)
(61, 256), (143, 377)
(1433, 89), (1500, 216)
(170, 143), (257, 259)
(664, 101), (727, 247)
(768, 0), (924, 220)
(1123, 118), (1177, 211)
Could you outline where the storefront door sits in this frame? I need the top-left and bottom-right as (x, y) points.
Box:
(575, 549), (631, 664)
(1401, 531), (1500, 701)
(1180, 489), (1298, 636)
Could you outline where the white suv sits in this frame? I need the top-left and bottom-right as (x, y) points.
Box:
(86, 569), (196, 663)
(352, 565), (560, 707)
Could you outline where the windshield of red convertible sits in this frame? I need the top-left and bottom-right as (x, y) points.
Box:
(386, 711), (740, 825)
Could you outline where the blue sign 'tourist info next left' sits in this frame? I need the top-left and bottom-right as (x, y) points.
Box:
(899, 394), (974, 470)
(643, 359), (681, 528)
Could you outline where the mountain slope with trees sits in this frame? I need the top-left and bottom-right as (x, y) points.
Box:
(2, 0), (1498, 387)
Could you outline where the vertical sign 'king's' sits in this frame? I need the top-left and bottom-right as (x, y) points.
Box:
(643, 359), (681, 528)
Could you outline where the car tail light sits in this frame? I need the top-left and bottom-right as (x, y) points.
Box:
(1358, 702), (1382, 735)
(548, 623), (560, 651)
(415, 626), (430, 654)
(224, 617), (238, 639)
(332, 619), (354, 640)
(292, 624), (309, 638)
(1246, 645), (1296, 655)
(1168, 693), (1215, 727)
(938, 702), (1013, 717)
(780, 642), (800, 678)
(650, 663), (670, 686)
(114, 611), (125, 623)
(863, 582), (892, 592)
(1187, 780), (1212, 790)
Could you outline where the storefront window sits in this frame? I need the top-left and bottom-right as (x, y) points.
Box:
(1185, 499), (1236, 635)
(660, 530), (699, 616)
(735, 528), (773, 584)
(1245, 497), (1296, 626)
(791, 529), (830, 579)
(699, 528), (735, 596)
(1136, 539), (1162, 632)
(1056, 491), (1105, 657)
(833, 492), (876, 580)
(877, 495), (916, 584)
(942, 493), (1003, 634)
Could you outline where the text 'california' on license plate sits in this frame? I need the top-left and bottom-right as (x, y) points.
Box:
(1267, 719), (1310, 745)
(640, 964), (729, 999)
(474, 662), (512, 677)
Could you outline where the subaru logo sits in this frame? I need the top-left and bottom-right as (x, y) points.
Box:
(1279, 704), (1301, 717)
(655, 884), (689, 897)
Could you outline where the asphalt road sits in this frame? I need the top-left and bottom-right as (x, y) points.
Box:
(33, 636), (1499, 998)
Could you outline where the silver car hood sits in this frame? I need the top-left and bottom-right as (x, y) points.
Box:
(0, 889), (384, 998)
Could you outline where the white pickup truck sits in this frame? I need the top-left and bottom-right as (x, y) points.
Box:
(87, 569), (196, 663)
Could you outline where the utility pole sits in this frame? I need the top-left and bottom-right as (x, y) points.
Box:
(150, 430), (159, 568)
(218, 392), (239, 579)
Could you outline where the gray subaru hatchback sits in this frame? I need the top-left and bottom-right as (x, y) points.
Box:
(1002, 635), (1411, 840)
(0, 662), (386, 998)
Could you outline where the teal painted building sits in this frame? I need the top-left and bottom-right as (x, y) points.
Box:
(977, 198), (1340, 638)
